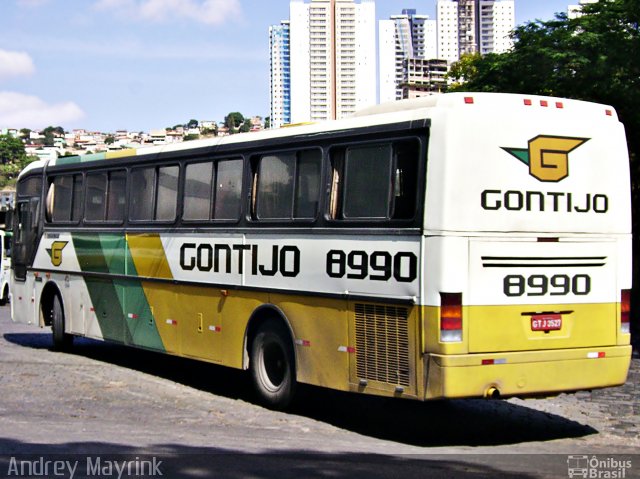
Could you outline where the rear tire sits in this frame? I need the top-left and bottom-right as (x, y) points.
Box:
(250, 319), (296, 410)
(51, 295), (73, 351)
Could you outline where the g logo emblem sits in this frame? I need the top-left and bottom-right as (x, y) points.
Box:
(502, 135), (589, 182)
(47, 241), (68, 267)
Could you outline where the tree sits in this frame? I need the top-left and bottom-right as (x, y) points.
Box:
(224, 112), (245, 134)
(240, 119), (252, 133)
(187, 119), (199, 129)
(42, 126), (65, 147)
(0, 134), (27, 165)
(105, 135), (115, 145)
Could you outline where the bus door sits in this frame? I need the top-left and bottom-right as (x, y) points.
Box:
(13, 197), (41, 281)
(11, 197), (41, 324)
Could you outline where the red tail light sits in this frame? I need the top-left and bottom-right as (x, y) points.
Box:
(440, 293), (462, 342)
(621, 289), (631, 334)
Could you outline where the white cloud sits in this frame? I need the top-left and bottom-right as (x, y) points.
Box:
(94, 0), (242, 25)
(0, 49), (35, 81)
(0, 91), (84, 129)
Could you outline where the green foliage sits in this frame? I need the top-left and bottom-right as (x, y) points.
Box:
(240, 119), (252, 133)
(200, 126), (218, 137)
(41, 125), (65, 147)
(105, 135), (115, 145)
(187, 119), (199, 129)
(446, 52), (482, 90)
(0, 134), (27, 165)
(183, 134), (200, 142)
(0, 135), (36, 187)
(225, 112), (245, 134)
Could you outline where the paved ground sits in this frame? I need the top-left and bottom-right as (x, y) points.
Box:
(0, 305), (638, 478)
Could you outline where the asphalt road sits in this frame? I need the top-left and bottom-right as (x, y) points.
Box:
(0, 305), (637, 478)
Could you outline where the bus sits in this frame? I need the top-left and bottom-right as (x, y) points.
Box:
(10, 93), (632, 409)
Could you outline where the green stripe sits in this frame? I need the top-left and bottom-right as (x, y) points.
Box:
(73, 233), (165, 351)
(56, 152), (107, 165)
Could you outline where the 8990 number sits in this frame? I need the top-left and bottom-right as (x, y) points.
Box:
(503, 274), (591, 297)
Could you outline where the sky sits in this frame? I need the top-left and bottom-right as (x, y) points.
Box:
(0, 0), (575, 133)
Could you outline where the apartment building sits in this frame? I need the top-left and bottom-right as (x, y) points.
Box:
(269, 21), (291, 129)
(437, 0), (514, 64)
(274, 0), (376, 124)
(379, 9), (437, 103)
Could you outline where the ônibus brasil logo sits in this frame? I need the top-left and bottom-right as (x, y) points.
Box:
(502, 135), (589, 182)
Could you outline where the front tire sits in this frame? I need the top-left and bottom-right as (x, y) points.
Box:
(250, 319), (296, 410)
(0, 285), (8, 306)
(51, 294), (73, 351)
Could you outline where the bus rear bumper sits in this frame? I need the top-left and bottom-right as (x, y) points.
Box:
(424, 345), (631, 400)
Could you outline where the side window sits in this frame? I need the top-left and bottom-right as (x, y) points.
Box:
(85, 173), (107, 221)
(130, 168), (155, 220)
(184, 162), (212, 220)
(329, 139), (419, 221)
(85, 170), (126, 222)
(16, 176), (42, 197)
(214, 159), (243, 220)
(156, 167), (179, 221)
(107, 170), (126, 221)
(253, 149), (321, 220)
(344, 144), (393, 219)
(183, 159), (243, 221)
(46, 174), (84, 223)
(130, 165), (179, 222)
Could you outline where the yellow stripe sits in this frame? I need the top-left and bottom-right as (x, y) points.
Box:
(105, 148), (137, 160)
(127, 233), (173, 280)
(126, 234), (179, 352)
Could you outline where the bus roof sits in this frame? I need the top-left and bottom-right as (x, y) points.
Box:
(18, 92), (619, 177)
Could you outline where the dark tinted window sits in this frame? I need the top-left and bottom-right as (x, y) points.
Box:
(330, 139), (420, 221)
(17, 176), (42, 198)
(184, 159), (243, 221)
(130, 166), (178, 222)
(85, 170), (126, 222)
(47, 174), (83, 223)
(254, 149), (321, 220)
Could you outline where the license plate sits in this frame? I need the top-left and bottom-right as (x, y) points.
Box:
(531, 314), (562, 331)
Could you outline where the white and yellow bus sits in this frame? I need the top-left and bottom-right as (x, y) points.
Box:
(11, 93), (632, 409)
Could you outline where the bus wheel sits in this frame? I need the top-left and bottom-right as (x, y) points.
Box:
(250, 319), (296, 410)
(51, 295), (73, 351)
(0, 286), (8, 306)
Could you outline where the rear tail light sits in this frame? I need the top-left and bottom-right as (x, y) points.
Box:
(621, 289), (631, 334)
(440, 292), (462, 342)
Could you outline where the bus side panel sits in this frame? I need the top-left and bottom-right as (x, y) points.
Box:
(10, 276), (38, 326)
(271, 294), (351, 392)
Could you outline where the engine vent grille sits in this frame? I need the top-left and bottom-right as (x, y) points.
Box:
(354, 303), (411, 387)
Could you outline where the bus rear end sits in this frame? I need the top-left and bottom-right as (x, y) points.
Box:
(422, 93), (632, 399)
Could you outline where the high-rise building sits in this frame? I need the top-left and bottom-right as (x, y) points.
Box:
(437, 0), (514, 64)
(379, 9), (437, 103)
(272, 0), (376, 125)
(269, 21), (291, 129)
